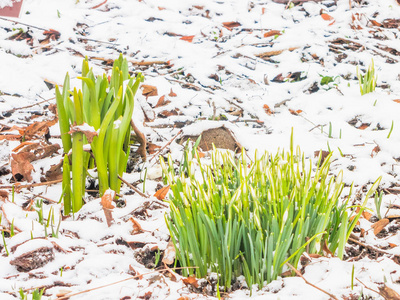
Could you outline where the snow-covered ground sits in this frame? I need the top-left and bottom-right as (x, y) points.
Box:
(1, 0), (400, 299)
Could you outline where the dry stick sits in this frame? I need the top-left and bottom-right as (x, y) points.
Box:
(148, 129), (183, 162)
(0, 16), (47, 31)
(286, 262), (339, 300)
(54, 267), (196, 300)
(2, 97), (56, 115)
(117, 175), (149, 198)
(0, 179), (63, 190)
(356, 278), (381, 296)
(348, 237), (399, 258)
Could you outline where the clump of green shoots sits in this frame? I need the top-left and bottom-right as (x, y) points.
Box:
(161, 135), (380, 291)
(56, 55), (144, 214)
(19, 287), (44, 300)
(357, 59), (377, 95)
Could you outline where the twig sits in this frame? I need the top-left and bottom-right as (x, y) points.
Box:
(356, 278), (381, 296)
(54, 267), (196, 300)
(286, 262), (339, 300)
(0, 16), (47, 31)
(32, 194), (59, 204)
(2, 97), (56, 115)
(0, 179), (63, 190)
(118, 175), (149, 198)
(148, 129), (183, 162)
(348, 237), (399, 258)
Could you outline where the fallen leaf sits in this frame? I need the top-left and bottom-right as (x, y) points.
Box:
(68, 123), (98, 143)
(129, 217), (143, 234)
(222, 21), (241, 29)
(155, 95), (171, 108)
(158, 109), (179, 118)
(371, 218), (390, 235)
(289, 109), (302, 115)
(321, 13), (334, 21)
(11, 152), (35, 182)
(371, 145), (381, 157)
(358, 123), (370, 130)
(263, 30), (281, 38)
(154, 186), (170, 200)
(101, 189), (115, 227)
(262, 7), (266, 15)
(168, 88), (177, 97)
(162, 239), (176, 265)
(180, 35), (195, 42)
(322, 240), (333, 257)
(362, 210), (373, 221)
(131, 121), (147, 160)
(182, 275), (199, 288)
(349, 215), (360, 226)
(141, 85), (158, 97)
(370, 19), (382, 27)
(23, 119), (57, 140)
(263, 104), (274, 115)
(308, 253), (322, 259)
(147, 143), (161, 155)
(0, 189), (9, 200)
(129, 265), (143, 279)
(378, 284), (400, 300)
(389, 243), (397, 248)
(178, 297), (191, 300)
(45, 159), (63, 181)
(393, 99), (400, 103)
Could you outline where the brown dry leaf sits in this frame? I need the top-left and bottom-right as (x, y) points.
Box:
(162, 239), (176, 265)
(349, 215), (360, 226)
(101, 189), (115, 227)
(371, 145), (381, 158)
(129, 265), (143, 279)
(23, 119), (57, 140)
(155, 95), (171, 108)
(393, 99), (400, 103)
(180, 35), (195, 43)
(387, 215), (400, 221)
(263, 104), (274, 115)
(11, 152), (35, 182)
(358, 123), (370, 130)
(40, 29), (61, 45)
(222, 21), (241, 29)
(148, 143), (161, 155)
(256, 47), (299, 59)
(371, 218), (390, 236)
(129, 217), (143, 234)
(141, 85), (158, 97)
(370, 19), (383, 27)
(321, 13), (334, 21)
(154, 186), (170, 200)
(378, 284), (400, 300)
(182, 275), (199, 288)
(131, 121), (147, 160)
(264, 30), (281, 38)
(168, 88), (177, 97)
(0, 189), (9, 200)
(178, 297), (191, 300)
(158, 109), (179, 118)
(262, 7), (266, 15)
(362, 210), (373, 221)
(289, 109), (302, 115)
(158, 6), (166, 10)
(45, 160), (63, 181)
(389, 243), (397, 248)
(322, 240), (333, 257)
(68, 124), (98, 143)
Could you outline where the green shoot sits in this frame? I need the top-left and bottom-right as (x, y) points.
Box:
(374, 191), (384, 219)
(357, 59), (377, 95)
(387, 121), (394, 139)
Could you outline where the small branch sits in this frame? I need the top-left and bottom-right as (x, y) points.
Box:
(0, 16), (47, 31)
(286, 262), (338, 300)
(91, 0), (108, 9)
(2, 97), (56, 116)
(0, 179), (63, 190)
(348, 237), (399, 258)
(118, 175), (149, 198)
(356, 278), (380, 296)
(148, 129), (183, 162)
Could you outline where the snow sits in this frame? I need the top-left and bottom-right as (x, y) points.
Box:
(0, 0), (399, 299)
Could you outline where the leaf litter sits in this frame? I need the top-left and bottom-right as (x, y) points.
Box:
(0, 0), (400, 299)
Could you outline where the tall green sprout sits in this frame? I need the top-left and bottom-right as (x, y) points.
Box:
(56, 55), (144, 214)
(357, 59), (377, 95)
(161, 137), (380, 291)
